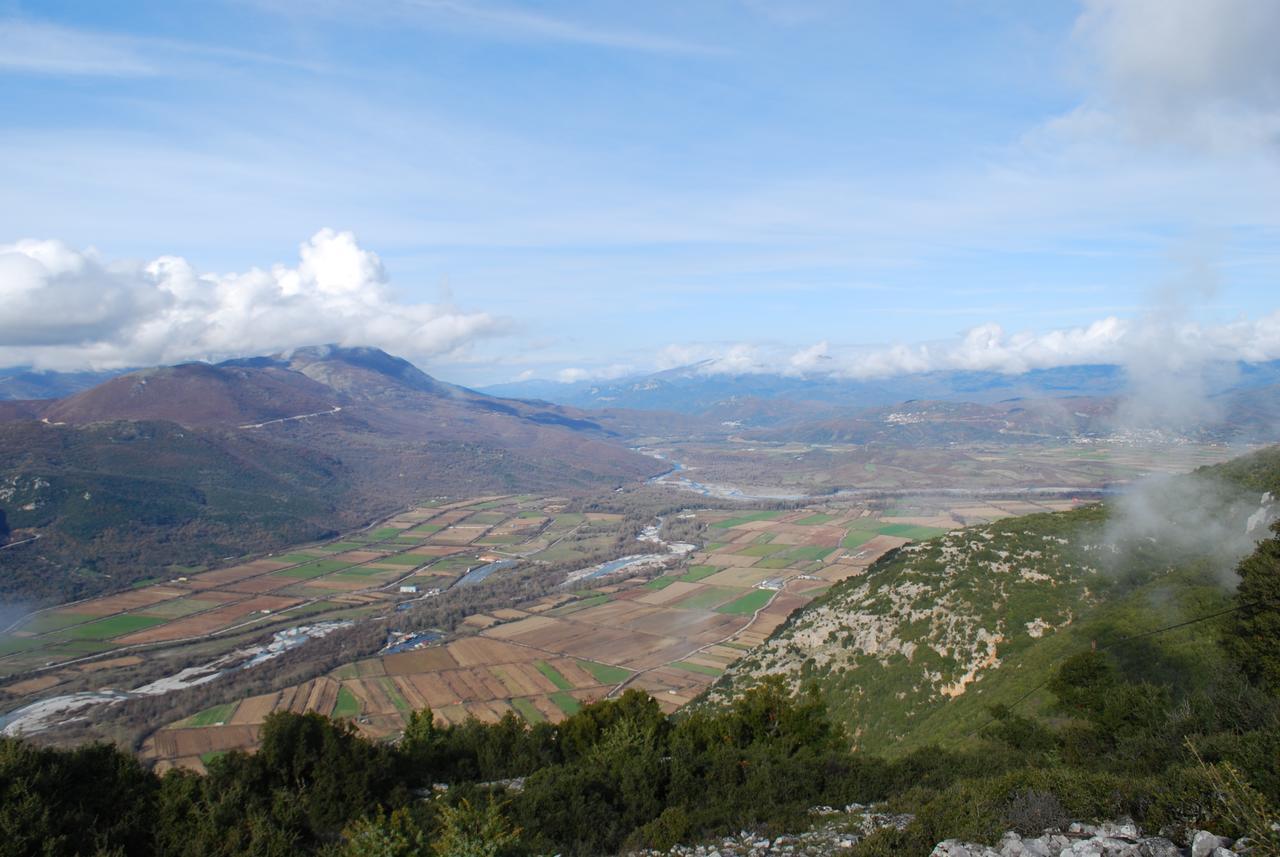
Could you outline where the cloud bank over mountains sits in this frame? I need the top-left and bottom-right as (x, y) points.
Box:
(552, 311), (1280, 385)
(3, 228), (1278, 383)
(0, 229), (499, 371)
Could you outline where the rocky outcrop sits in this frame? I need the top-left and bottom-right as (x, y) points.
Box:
(626, 804), (913, 856)
(931, 821), (1248, 857)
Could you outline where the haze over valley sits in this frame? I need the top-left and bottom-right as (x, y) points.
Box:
(2, 3), (1280, 856)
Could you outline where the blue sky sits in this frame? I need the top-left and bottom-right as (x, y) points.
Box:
(1, 1), (1278, 384)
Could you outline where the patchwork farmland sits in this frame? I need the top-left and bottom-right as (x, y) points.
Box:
(139, 495), (1082, 771)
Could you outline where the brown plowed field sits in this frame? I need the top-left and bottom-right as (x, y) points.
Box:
(73, 586), (191, 616)
(230, 693), (279, 724)
(383, 647), (459, 675)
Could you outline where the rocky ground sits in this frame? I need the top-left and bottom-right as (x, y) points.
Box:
(625, 810), (1253, 857)
(624, 804), (912, 856)
(933, 821), (1252, 857)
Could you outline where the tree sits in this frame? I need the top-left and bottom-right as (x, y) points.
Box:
(1224, 522), (1280, 692)
(432, 799), (519, 857)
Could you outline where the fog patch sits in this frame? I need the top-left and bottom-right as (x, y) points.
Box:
(1100, 472), (1276, 587)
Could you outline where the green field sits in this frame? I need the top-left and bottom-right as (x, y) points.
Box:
(577, 660), (632, 684)
(841, 530), (877, 548)
(140, 598), (221, 619)
(409, 523), (444, 533)
(795, 514), (837, 525)
(17, 612), (95, 635)
(711, 511), (784, 529)
(671, 661), (722, 676)
(186, 702), (238, 728)
(374, 554), (427, 566)
(783, 546), (836, 562)
(548, 594), (611, 616)
(875, 523), (950, 540)
(753, 557), (793, 569)
(332, 687), (361, 719)
(550, 692), (581, 715)
(736, 543), (789, 557)
(199, 751), (226, 766)
(535, 660), (574, 691)
(672, 586), (737, 611)
(278, 553), (322, 564)
(644, 576), (678, 589)
(61, 614), (168, 640)
(277, 558), (353, 578)
(373, 678), (410, 714)
(678, 565), (720, 582)
(715, 589), (775, 615)
(476, 533), (522, 545)
(512, 697), (546, 724)
(369, 528), (403, 539)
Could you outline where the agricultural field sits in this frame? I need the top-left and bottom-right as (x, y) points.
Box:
(0, 494), (625, 723)
(141, 496), (1081, 771)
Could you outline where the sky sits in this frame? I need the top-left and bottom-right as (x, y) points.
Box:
(1, 0), (1278, 385)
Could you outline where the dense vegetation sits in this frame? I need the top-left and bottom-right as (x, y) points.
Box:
(3, 521), (1277, 856)
(704, 445), (1280, 754)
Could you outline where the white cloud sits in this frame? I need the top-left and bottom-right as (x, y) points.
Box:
(555, 363), (633, 384)
(0, 229), (500, 370)
(638, 311), (1280, 382)
(1065, 0), (1280, 153)
(0, 19), (153, 76)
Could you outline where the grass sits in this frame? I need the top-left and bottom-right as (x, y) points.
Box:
(842, 530), (878, 548)
(278, 553), (321, 563)
(875, 523), (950, 541)
(377, 677), (412, 714)
(186, 702), (238, 727)
(276, 558), (353, 578)
(512, 698), (546, 724)
(671, 661), (723, 677)
(678, 565), (720, 582)
(548, 594), (611, 616)
(369, 528), (403, 539)
(577, 660), (632, 684)
(784, 546), (836, 563)
(535, 660), (575, 691)
(200, 751), (227, 766)
(60, 613), (168, 640)
(644, 576), (678, 590)
(715, 589), (775, 615)
(711, 511), (784, 529)
(371, 554), (425, 566)
(476, 533), (523, 545)
(409, 523), (444, 533)
(795, 513), (838, 525)
(464, 512), (508, 525)
(550, 692), (581, 716)
(0, 636), (42, 656)
(672, 586), (738, 611)
(17, 611), (95, 635)
(332, 686), (361, 719)
(736, 543), (790, 557)
(140, 598), (221, 619)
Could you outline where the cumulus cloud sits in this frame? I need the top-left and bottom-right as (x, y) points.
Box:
(1064, 0), (1280, 153)
(0, 229), (500, 370)
(641, 311), (1280, 382)
(556, 364), (634, 384)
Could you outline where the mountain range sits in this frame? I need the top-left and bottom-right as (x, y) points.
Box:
(0, 346), (663, 603)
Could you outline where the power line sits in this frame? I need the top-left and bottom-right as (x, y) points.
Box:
(959, 596), (1277, 742)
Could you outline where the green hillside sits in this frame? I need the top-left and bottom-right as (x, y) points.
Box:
(702, 446), (1280, 755)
